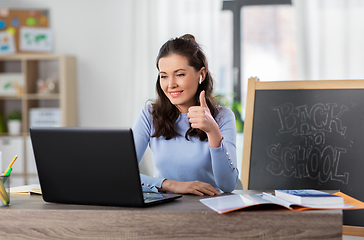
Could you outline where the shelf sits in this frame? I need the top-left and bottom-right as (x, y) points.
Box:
(25, 94), (60, 100)
(0, 133), (24, 137)
(0, 54), (77, 185)
(0, 94), (60, 100)
(0, 53), (64, 61)
(0, 95), (22, 100)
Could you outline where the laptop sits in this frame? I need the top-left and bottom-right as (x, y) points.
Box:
(29, 127), (182, 207)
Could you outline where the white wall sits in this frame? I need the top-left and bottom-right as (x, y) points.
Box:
(293, 0), (364, 80)
(0, 0), (146, 128)
(0, 0), (223, 176)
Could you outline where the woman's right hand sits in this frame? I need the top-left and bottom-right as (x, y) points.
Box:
(159, 179), (220, 196)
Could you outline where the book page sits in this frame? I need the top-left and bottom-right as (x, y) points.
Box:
(261, 192), (295, 209)
(200, 193), (288, 214)
(10, 184), (41, 194)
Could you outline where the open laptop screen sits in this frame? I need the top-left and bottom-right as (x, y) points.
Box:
(30, 127), (181, 207)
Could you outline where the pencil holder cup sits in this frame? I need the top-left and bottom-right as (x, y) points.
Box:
(0, 175), (10, 207)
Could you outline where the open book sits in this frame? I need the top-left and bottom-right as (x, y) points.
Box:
(200, 191), (364, 214)
(10, 184), (42, 195)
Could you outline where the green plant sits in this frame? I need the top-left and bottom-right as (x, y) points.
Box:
(0, 112), (6, 133)
(215, 94), (244, 133)
(7, 110), (22, 120)
(231, 100), (244, 133)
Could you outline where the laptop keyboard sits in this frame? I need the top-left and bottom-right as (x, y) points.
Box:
(143, 192), (165, 203)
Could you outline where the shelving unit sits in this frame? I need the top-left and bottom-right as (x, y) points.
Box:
(0, 54), (77, 186)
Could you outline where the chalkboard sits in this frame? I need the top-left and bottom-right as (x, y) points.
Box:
(241, 77), (364, 232)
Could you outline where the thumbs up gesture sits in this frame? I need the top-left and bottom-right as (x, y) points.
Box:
(188, 91), (217, 134)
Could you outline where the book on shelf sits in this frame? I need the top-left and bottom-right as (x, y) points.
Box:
(200, 191), (364, 214)
(274, 189), (344, 205)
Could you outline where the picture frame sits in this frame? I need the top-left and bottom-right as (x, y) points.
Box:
(0, 31), (15, 55)
(20, 27), (53, 52)
(0, 73), (24, 95)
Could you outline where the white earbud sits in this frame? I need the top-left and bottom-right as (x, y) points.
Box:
(199, 75), (202, 84)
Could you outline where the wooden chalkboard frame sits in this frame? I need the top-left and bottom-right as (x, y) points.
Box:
(241, 77), (364, 236)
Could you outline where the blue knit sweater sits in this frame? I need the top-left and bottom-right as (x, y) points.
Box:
(132, 104), (239, 193)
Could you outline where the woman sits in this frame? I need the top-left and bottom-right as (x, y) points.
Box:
(133, 34), (239, 196)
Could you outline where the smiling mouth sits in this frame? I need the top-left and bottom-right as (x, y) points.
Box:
(169, 91), (183, 97)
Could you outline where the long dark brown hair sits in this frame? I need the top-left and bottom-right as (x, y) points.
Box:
(151, 34), (218, 141)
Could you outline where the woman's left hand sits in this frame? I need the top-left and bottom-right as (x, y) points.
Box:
(188, 91), (223, 148)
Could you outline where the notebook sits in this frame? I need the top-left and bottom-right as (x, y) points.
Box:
(29, 127), (182, 207)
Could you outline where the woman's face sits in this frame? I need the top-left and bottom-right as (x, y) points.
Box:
(158, 54), (204, 113)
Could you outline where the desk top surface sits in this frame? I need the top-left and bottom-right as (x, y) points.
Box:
(6, 190), (244, 212)
(0, 190), (343, 240)
(3, 190), (341, 215)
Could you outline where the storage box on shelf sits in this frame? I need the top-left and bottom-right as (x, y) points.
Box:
(0, 54), (77, 186)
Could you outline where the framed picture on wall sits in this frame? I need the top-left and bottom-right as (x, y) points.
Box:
(0, 73), (23, 95)
(0, 31), (15, 55)
(20, 27), (53, 52)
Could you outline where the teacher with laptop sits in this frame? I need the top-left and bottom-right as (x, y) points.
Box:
(133, 34), (239, 196)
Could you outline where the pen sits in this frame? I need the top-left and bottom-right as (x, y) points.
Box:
(0, 180), (9, 205)
(3, 155), (17, 176)
(2, 167), (12, 183)
(3, 167), (12, 177)
(0, 190), (7, 205)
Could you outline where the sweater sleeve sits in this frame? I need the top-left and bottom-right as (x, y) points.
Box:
(132, 105), (165, 192)
(209, 107), (239, 192)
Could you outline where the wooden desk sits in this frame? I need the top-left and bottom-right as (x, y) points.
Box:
(0, 190), (342, 239)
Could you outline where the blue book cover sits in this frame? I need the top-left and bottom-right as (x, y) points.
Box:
(275, 189), (344, 205)
(277, 190), (340, 197)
